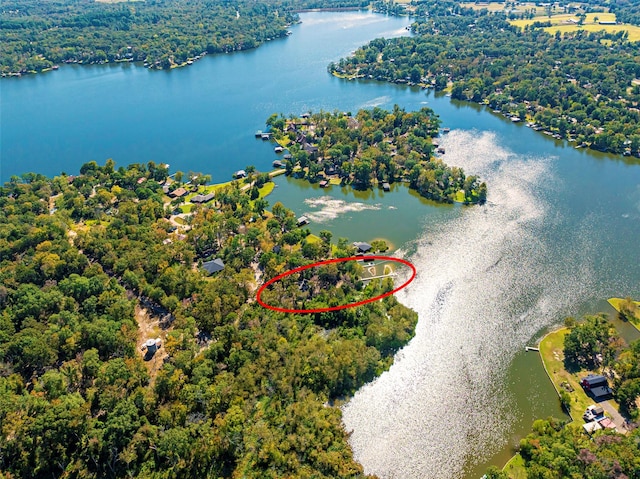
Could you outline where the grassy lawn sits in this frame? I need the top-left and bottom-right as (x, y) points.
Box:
(258, 182), (275, 198)
(539, 327), (624, 423)
(503, 453), (528, 479)
(180, 204), (193, 214)
(305, 234), (322, 244)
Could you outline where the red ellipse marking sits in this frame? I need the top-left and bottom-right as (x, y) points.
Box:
(256, 255), (416, 314)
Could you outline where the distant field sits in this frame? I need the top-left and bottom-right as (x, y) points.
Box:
(511, 12), (616, 28)
(509, 11), (640, 42)
(543, 23), (640, 41)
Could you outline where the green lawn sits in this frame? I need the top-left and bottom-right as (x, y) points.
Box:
(503, 453), (528, 479)
(258, 182), (275, 198)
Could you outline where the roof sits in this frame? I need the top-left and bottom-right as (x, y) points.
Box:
(590, 385), (613, 398)
(583, 421), (602, 434)
(191, 192), (215, 203)
(598, 417), (616, 429)
(582, 374), (608, 387)
(170, 187), (187, 197)
(353, 242), (372, 252)
(202, 258), (225, 274)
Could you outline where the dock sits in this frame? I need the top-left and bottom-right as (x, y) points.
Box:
(525, 346), (540, 352)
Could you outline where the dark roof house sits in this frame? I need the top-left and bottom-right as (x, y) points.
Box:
(581, 374), (613, 399)
(353, 242), (372, 253)
(202, 258), (225, 274)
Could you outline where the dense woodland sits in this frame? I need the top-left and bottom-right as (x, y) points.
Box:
(0, 161), (419, 478)
(267, 105), (486, 203)
(330, 0), (640, 156)
(0, 0), (367, 74)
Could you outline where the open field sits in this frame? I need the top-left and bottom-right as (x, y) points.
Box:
(510, 12), (616, 28)
(542, 23), (640, 41)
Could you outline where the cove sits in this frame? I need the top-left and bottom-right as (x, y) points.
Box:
(2, 10), (640, 479)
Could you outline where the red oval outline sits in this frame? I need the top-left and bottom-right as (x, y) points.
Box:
(256, 255), (416, 314)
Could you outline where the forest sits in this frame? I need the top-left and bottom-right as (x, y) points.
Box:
(266, 105), (487, 204)
(0, 0), (367, 75)
(330, 0), (640, 156)
(0, 161), (418, 478)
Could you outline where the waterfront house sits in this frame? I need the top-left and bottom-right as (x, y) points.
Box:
(191, 193), (215, 204)
(353, 242), (372, 253)
(581, 374), (613, 399)
(382, 182), (390, 191)
(170, 187), (187, 198)
(202, 258), (225, 274)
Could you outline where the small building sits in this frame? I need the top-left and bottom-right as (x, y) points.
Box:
(583, 421), (602, 435)
(353, 241), (372, 253)
(191, 192), (215, 204)
(581, 374), (613, 399)
(274, 146), (284, 153)
(162, 185), (170, 194)
(297, 216), (309, 226)
(137, 177), (147, 184)
(273, 160), (284, 168)
(261, 133), (271, 140)
(170, 187), (187, 198)
(202, 258), (225, 274)
(235, 170), (247, 179)
(319, 180), (328, 188)
(382, 182), (390, 191)
(145, 338), (158, 353)
(598, 417), (616, 430)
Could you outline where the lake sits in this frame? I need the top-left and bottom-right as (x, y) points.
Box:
(2, 10), (640, 479)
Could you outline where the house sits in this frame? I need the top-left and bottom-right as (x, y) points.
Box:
(202, 258), (225, 274)
(319, 180), (328, 188)
(353, 242), (372, 253)
(235, 170), (247, 179)
(170, 187), (187, 198)
(191, 192), (215, 204)
(297, 216), (309, 226)
(581, 374), (613, 399)
(137, 177), (147, 184)
(382, 182), (390, 191)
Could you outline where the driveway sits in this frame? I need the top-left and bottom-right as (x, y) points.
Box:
(600, 400), (628, 432)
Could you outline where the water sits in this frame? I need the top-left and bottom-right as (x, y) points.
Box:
(2, 11), (640, 479)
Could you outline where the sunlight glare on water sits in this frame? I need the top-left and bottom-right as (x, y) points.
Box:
(341, 130), (598, 479)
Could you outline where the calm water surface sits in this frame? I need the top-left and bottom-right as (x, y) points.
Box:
(2, 11), (640, 479)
